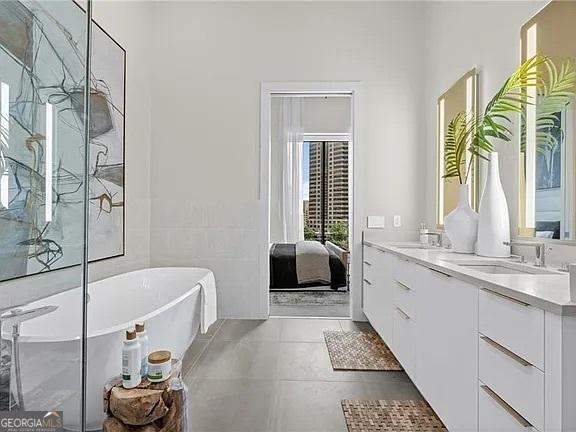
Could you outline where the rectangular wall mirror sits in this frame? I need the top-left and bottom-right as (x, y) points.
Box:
(520, 1), (576, 241)
(436, 68), (478, 227)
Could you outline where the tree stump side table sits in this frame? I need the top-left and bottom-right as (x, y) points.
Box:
(103, 359), (188, 432)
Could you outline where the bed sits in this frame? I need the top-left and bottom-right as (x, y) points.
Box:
(269, 240), (349, 290)
(535, 221), (561, 239)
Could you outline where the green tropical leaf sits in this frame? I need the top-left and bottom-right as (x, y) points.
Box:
(443, 55), (576, 190)
(443, 112), (476, 183)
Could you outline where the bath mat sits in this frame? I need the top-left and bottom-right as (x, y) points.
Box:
(323, 330), (402, 371)
(270, 291), (349, 306)
(341, 400), (447, 432)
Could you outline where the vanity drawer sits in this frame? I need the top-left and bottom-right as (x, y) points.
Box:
(479, 288), (544, 370)
(479, 381), (539, 432)
(393, 280), (416, 320)
(393, 305), (415, 376)
(363, 262), (379, 286)
(392, 257), (418, 290)
(479, 334), (544, 431)
(363, 245), (385, 269)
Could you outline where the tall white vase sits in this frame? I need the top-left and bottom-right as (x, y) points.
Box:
(444, 184), (479, 254)
(477, 152), (511, 257)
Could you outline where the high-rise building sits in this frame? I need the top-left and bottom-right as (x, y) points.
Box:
(307, 142), (349, 239)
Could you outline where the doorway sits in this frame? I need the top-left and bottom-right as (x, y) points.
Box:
(259, 82), (363, 321)
(270, 138), (351, 317)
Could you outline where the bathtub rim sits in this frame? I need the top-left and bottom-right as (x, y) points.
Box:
(2, 267), (211, 343)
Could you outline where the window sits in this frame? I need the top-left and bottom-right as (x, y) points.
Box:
(302, 141), (349, 250)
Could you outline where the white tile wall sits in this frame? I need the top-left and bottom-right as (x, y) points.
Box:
(150, 199), (260, 318)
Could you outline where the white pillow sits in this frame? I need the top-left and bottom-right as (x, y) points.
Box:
(536, 231), (555, 239)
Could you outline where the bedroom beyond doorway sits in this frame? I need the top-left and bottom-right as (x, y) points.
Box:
(268, 95), (352, 318)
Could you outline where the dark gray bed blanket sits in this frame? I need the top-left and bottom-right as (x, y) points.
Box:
(269, 243), (347, 290)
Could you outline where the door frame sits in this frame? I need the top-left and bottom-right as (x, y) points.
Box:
(259, 81), (365, 320)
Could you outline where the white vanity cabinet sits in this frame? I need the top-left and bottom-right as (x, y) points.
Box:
(362, 242), (576, 432)
(362, 244), (478, 430)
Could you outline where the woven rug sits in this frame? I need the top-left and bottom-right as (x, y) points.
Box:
(323, 330), (402, 371)
(270, 291), (349, 306)
(341, 400), (447, 432)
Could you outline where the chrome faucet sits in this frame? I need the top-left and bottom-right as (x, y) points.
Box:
(0, 305), (58, 410)
(503, 241), (547, 267)
(424, 232), (443, 247)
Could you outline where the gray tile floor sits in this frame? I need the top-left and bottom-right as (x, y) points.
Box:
(183, 318), (422, 432)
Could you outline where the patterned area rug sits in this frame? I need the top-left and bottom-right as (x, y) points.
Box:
(323, 330), (402, 371)
(270, 291), (349, 306)
(341, 400), (447, 432)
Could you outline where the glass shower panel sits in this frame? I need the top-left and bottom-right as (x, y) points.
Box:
(0, 0), (90, 430)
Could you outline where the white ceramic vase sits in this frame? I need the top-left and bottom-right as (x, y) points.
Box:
(476, 152), (511, 257)
(444, 184), (479, 254)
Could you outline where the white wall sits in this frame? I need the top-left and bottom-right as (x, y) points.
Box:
(149, 1), (427, 318)
(301, 96), (351, 135)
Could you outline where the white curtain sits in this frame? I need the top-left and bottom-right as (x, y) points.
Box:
(275, 97), (304, 243)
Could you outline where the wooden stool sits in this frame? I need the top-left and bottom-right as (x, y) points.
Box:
(103, 359), (188, 432)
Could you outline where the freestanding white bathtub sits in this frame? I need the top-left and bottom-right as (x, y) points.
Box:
(4, 267), (210, 431)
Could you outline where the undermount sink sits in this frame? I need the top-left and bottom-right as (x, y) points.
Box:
(444, 260), (559, 275)
(393, 243), (441, 250)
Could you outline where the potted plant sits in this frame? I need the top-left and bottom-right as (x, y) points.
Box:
(444, 55), (576, 255)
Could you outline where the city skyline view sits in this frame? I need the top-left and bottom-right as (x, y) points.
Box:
(302, 141), (349, 249)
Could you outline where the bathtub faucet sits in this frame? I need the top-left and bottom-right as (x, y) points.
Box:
(0, 305), (58, 411)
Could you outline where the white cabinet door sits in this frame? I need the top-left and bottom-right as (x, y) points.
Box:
(393, 305), (415, 375)
(415, 266), (479, 432)
(362, 246), (394, 344)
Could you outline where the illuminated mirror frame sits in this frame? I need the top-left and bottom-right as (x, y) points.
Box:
(436, 68), (479, 228)
(519, 0), (576, 242)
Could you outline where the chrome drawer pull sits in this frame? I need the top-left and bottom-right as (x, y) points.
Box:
(395, 280), (411, 291)
(363, 260), (372, 266)
(395, 307), (410, 320)
(363, 278), (372, 285)
(481, 288), (530, 307)
(480, 335), (532, 367)
(428, 267), (452, 278)
(481, 384), (532, 428)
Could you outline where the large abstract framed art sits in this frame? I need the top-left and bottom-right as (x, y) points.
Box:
(85, 10), (126, 264)
(0, 0), (125, 282)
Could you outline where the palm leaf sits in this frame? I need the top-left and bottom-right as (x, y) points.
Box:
(519, 58), (576, 154)
(443, 112), (475, 183)
(444, 55), (576, 190)
(476, 54), (548, 153)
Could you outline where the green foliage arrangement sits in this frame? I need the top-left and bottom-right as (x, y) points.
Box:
(444, 55), (576, 184)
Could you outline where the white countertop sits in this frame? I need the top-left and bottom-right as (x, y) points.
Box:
(363, 239), (576, 316)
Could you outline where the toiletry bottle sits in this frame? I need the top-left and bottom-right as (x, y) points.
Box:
(419, 223), (428, 245)
(135, 322), (149, 378)
(122, 329), (141, 389)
